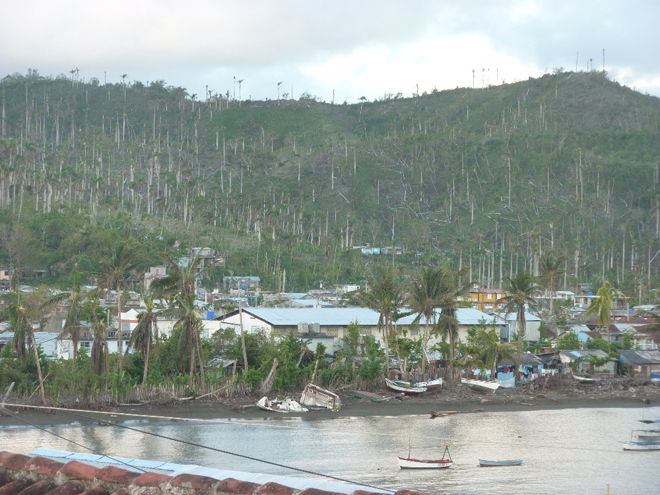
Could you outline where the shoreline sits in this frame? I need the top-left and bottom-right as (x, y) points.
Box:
(2, 379), (659, 428)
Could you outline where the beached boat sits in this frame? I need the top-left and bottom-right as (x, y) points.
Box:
(461, 378), (500, 394)
(349, 390), (388, 402)
(385, 378), (427, 395)
(299, 384), (341, 411)
(413, 377), (443, 392)
(478, 459), (523, 467)
(256, 396), (308, 413)
(573, 374), (598, 384)
(398, 445), (453, 469)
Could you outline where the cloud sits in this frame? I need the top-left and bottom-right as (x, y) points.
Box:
(1, 0), (658, 100)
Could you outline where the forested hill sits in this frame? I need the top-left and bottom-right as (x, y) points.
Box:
(1, 69), (659, 298)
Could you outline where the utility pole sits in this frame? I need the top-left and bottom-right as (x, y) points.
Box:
(277, 81), (282, 105)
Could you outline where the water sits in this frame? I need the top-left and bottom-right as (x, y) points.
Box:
(2, 406), (659, 495)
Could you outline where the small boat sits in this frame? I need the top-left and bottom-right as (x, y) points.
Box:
(413, 377), (443, 393)
(385, 378), (427, 395)
(300, 384), (341, 411)
(350, 390), (388, 402)
(461, 378), (500, 394)
(478, 459), (523, 467)
(256, 396), (308, 413)
(631, 429), (660, 442)
(573, 374), (598, 384)
(623, 442), (660, 451)
(398, 445), (453, 469)
(623, 429), (660, 450)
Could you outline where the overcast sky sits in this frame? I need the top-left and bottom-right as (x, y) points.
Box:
(2, 0), (659, 103)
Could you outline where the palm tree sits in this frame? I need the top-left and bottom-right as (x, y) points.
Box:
(539, 252), (565, 318)
(151, 252), (219, 387)
(356, 266), (405, 374)
(586, 281), (617, 352)
(99, 240), (142, 376)
(498, 271), (540, 354)
(475, 329), (518, 380)
(408, 266), (443, 378)
(127, 292), (158, 385)
(435, 264), (468, 380)
(59, 271), (86, 369)
(86, 294), (107, 375)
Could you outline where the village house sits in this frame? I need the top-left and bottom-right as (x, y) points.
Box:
(213, 307), (505, 355)
(497, 312), (542, 344)
(558, 349), (615, 375)
(617, 349), (660, 379)
(461, 286), (507, 313)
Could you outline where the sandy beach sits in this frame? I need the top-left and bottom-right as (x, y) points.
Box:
(2, 376), (659, 428)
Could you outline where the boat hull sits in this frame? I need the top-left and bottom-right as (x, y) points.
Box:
(623, 442), (660, 451)
(397, 457), (452, 469)
(385, 378), (427, 395)
(461, 378), (500, 394)
(350, 390), (386, 402)
(478, 459), (523, 467)
(300, 384), (341, 411)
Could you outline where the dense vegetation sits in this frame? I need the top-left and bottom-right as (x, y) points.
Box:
(1, 68), (659, 299)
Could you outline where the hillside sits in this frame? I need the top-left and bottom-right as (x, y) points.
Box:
(1, 69), (659, 297)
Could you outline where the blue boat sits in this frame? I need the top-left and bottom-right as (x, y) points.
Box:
(479, 459), (523, 467)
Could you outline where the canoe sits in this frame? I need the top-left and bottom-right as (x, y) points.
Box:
(385, 378), (427, 395)
(479, 459), (523, 467)
(350, 390), (387, 402)
(461, 378), (500, 394)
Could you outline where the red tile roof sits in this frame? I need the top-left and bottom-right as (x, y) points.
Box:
(0, 452), (428, 495)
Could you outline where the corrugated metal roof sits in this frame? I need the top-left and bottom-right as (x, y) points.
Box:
(619, 349), (660, 365)
(236, 307), (503, 327)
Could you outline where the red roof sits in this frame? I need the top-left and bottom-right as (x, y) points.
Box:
(0, 451), (425, 495)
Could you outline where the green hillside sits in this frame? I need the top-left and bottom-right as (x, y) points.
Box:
(1, 69), (659, 299)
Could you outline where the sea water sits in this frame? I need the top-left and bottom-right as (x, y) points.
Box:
(1, 406), (659, 495)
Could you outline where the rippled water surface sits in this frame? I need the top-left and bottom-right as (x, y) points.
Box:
(2, 406), (659, 495)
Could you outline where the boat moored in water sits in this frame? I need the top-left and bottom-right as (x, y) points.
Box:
(478, 459), (523, 467)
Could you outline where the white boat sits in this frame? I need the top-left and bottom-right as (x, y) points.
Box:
(623, 442), (660, 451)
(299, 384), (341, 411)
(573, 374), (598, 384)
(623, 429), (660, 451)
(398, 445), (453, 469)
(256, 396), (308, 413)
(385, 378), (427, 395)
(461, 378), (500, 394)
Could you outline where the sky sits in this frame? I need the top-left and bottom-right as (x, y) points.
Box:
(1, 0), (659, 103)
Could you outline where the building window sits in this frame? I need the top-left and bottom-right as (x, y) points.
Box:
(80, 342), (91, 348)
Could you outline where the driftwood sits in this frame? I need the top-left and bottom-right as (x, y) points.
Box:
(430, 410), (459, 419)
(259, 358), (278, 395)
